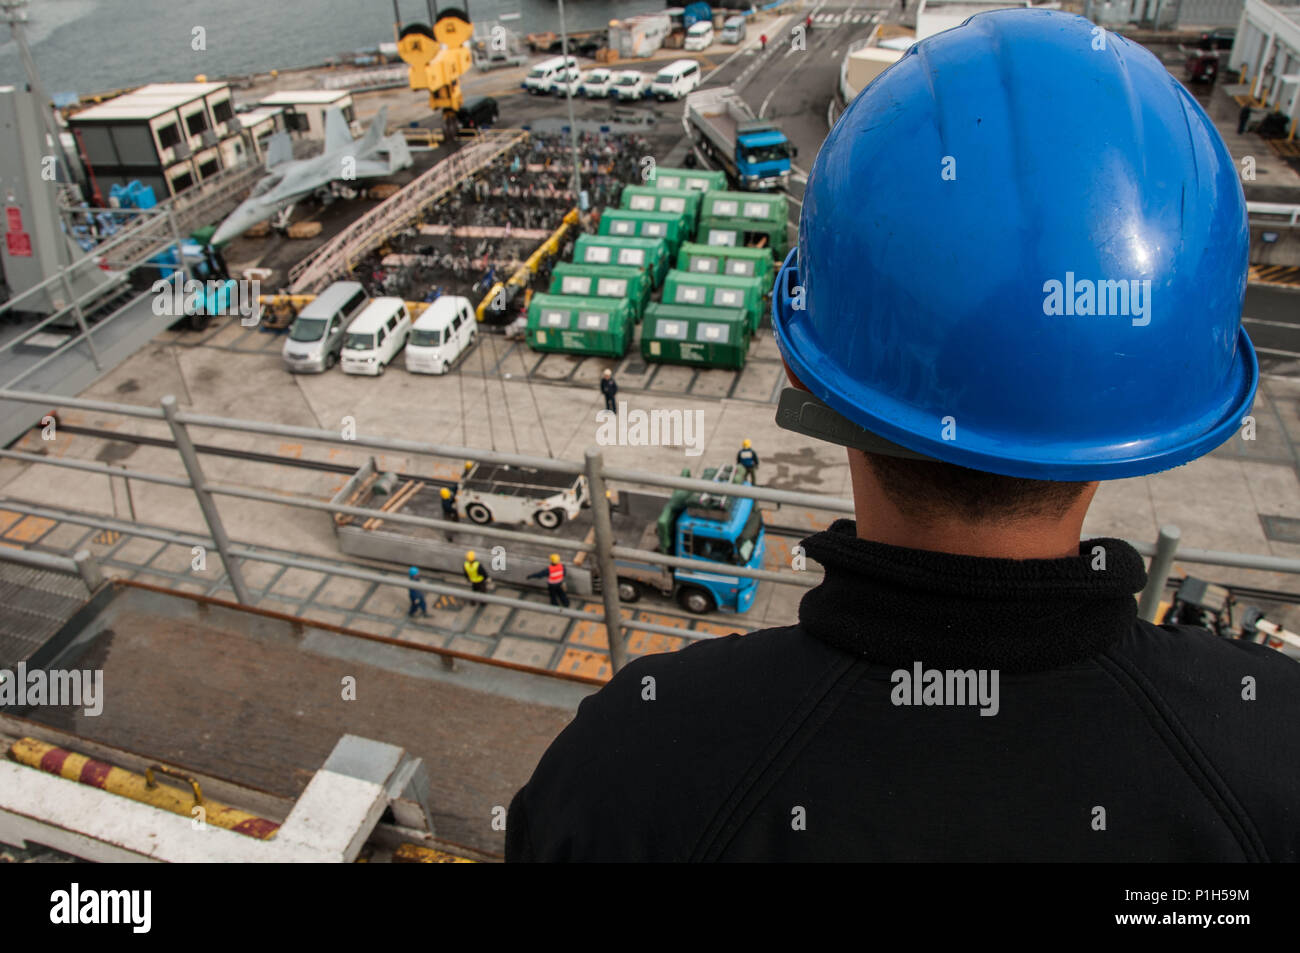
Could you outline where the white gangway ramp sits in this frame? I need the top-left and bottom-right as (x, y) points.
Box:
(288, 130), (527, 294)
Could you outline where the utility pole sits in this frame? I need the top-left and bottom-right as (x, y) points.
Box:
(556, 0), (584, 205)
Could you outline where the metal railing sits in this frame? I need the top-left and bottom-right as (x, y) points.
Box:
(2, 386), (1300, 673)
(0, 544), (106, 595)
(0, 158), (266, 391)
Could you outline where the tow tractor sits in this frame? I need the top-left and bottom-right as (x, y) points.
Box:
(457, 462), (588, 529)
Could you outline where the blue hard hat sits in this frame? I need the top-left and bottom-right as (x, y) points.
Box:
(772, 9), (1257, 480)
(409, 566), (419, 577)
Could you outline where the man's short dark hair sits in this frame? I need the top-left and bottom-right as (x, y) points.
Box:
(863, 452), (1091, 524)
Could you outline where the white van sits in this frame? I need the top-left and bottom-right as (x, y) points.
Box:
(281, 280), (368, 373)
(720, 15), (747, 44)
(405, 295), (476, 375)
(340, 297), (411, 376)
(684, 22), (714, 51)
(523, 56), (578, 95)
(650, 59), (702, 101)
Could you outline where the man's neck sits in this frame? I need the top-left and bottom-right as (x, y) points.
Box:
(848, 451), (1098, 560)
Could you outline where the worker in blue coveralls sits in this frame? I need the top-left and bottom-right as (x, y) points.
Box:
(407, 566), (429, 617)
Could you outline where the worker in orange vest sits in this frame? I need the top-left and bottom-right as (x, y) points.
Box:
(528, 553), (570, 607)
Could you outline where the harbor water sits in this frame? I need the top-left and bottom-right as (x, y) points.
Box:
(0, 0), (665, 98)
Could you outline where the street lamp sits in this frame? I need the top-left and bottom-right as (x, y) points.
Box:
(556, 0), (584, 206)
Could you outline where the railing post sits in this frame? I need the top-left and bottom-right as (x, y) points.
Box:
(58, 268), (103, 371)
(584, 447), (629, 674)
(160, 394), (252, 605)
(1137, 524), (1181, 622)
(72, 548), (105, 593)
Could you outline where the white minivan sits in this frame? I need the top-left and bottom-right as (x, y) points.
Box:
(340, 297), (411, 376)
(405, 295), (476, 375)
(650, 59), (702, 101)
(523, 55), (578, 94)
(683, 22), (714, 51)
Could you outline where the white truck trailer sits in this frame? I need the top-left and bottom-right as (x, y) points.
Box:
(684, 86), (793, 191)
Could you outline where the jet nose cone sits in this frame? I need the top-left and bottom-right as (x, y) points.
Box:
(211, 217), (242, 246)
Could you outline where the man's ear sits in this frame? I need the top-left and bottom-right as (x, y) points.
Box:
(781, 356), (809, 391)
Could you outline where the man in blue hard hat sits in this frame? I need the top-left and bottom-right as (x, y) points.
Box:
(406, 566), (429, 618)
(507, 10), (1300, 862)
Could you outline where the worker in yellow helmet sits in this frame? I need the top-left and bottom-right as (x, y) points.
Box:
(737, 438), (759, 484)
(462, 549), (490, 593)
(439, 485), (458, 521)
(527, 553), (569, 607)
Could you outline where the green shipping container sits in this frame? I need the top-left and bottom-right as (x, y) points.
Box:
(677, 242), (775, 287)
(700, 190), (788, 227)
(640, 302), (751, 370)
(696, 220), (788, 260)
(661, 269), (765, 334)
(620, 185), (702, 232)
(526, 293), (636, 358)
(573, 234), (671, 286)
(698, 190), (790, 259)
(598, 207), (692, 252)
(644, 166), (727, 193)
(549, 262), (651, 322)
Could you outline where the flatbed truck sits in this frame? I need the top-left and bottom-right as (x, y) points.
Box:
(330, 459), (766, 613)
(684, 86), (794, 192)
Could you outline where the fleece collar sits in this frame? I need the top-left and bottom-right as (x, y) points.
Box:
(797, 520), (1147, 673)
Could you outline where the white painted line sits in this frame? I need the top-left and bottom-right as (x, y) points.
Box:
(1243, 317), (1300, 329)
(705, 36), (762, 80)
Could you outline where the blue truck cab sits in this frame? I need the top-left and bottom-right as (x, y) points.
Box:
(734, 124), (793, 190)
(612, 463), (766, 614)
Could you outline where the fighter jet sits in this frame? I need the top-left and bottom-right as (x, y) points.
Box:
(211, 106), (413, 245)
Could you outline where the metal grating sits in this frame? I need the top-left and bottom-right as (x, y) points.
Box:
(0, 563), (88, 669)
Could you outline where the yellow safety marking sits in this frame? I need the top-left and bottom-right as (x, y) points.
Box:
(627, 631), (685, 656)
(568, 618), (609, 648)
(9, 738), (280, 839)
(1249, 264), (1300, 286)
(279, 442), (303, 459)
(692, 620), (739, 638)
(93, 529), (122, 545)
(557, 648), (611, 680)
(635, 611), (685, 629)
(0, 510), (22, 534)
(393, 843), (475, 863)
(4, 515), (55, 543)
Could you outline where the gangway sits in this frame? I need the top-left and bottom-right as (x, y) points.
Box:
(288, 130), (526, 293)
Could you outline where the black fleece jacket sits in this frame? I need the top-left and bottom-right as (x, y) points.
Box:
(506, 521), (1300, 862)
